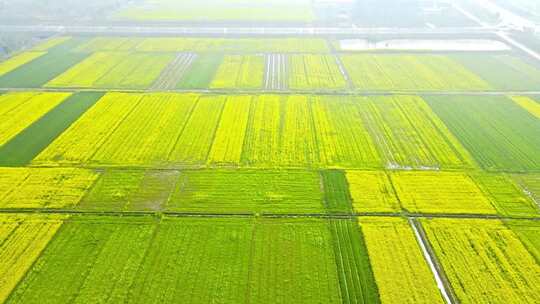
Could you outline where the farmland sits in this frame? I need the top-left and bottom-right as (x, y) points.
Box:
(1, 14), (540, 304)
(425, 95), (540, 171)
(288, 55), (348, 90)
(359, 217), (445, 303)
(341, 54), (491, 91)
(421, 219), (540, 303)
(46, 52), (175, 89)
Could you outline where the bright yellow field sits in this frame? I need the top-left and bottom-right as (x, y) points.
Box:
(0, 52), (45, 77)
(345, 171), (400, 213)
(46, 52), (174, 89)
(210, 55), (264, 89)
(341, 54), (491, 91)
(0, 92), (71, 146)
(0, 214), (67, 303)
(511, 96), (540, 119)
(208, 95), (252, 164)
(288, 55), (347, 90)
(391, 171), (497, 214)
(359, 217), (445, 304)
(0, 167), (99, 209)
(421, 218), (540, 303)
(91, 93), (199, 166)
(34, 93), (142, 165)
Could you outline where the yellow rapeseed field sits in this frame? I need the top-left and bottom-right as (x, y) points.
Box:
(0, 92), (71, 147)
(0, 214), (67, 303)
(421, 218), (540, 303)
(359, 217), (445, 304)
(346, 171), (400, 213)
(391, 171), (497, 214)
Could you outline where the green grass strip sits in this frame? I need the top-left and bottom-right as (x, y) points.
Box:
(0, 91), (104, 166)
(322, 170), (354, 214)
(329, 219), (380, 304)
(177, 54), (223, 89)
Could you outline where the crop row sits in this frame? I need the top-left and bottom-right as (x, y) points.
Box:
(74, 37), (330, 53)
(3, 37), (540, 91)
(34, 93), (488, 170)
(1, 92), (536, 172)
(1, 166), (537, 217)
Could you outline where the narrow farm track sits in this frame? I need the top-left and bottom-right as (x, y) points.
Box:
(409, 218), (457, 304)
(2, 87), (540, 96)
(0, 208), (538, 221)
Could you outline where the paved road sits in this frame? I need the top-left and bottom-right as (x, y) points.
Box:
(0, 24), (502, 36)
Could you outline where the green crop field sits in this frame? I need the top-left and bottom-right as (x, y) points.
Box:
(425, 95), (540, 172)
(1, 14), (540, 303)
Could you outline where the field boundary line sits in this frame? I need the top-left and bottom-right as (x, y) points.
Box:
(3, 87), (540, 96)
(409, 218), (457, 304)
(0, 209), (538, 221)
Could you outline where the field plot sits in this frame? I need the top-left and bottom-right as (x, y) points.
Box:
(359, 217), (445, 304)
(0, 92), (70, 147)
(506, 220), (540, 262)
(321, 170), (353, 213)
(7, 216), (157, 304)
(264, 54), (288, 90)
(0, 52), (45, 77)
(0, 167), (98, 209)
(473, 174), (539, 217)
(76, 37), (329, 53)
(250, 218), (341, 303)
(511, 96), (540, 118)
(421, 218), (540, 303)
(357, 95), (475, 170)
(346, 171), (400, 213)
(91, 93), (199, 166)
(0, 38), (89, 88)
(242, 95), (321, 167)
(210, 55), (264, 89)
(46, 52), (174, 89)
(425, 95), (540, 171)
(312, 96), (381, 168)
(177, 54), (223, 89)
(207, 95), (252, 165)
(0, 92), (104, 167)
(150, 53), (197, 90)
(168, 95), (225, 165)
(328, 220), (380, 303)
(34, 92), (143, 165)
(78, 169), (179, 212)
(288, 55), (348, 90)
(130, 217), (254, 304)
(341, 54), (491, 91)
(391, 171), (497, 214)
(0, 214), (66, 303)
(167, 169), (324, 214)
(452, 54), (540, 90)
